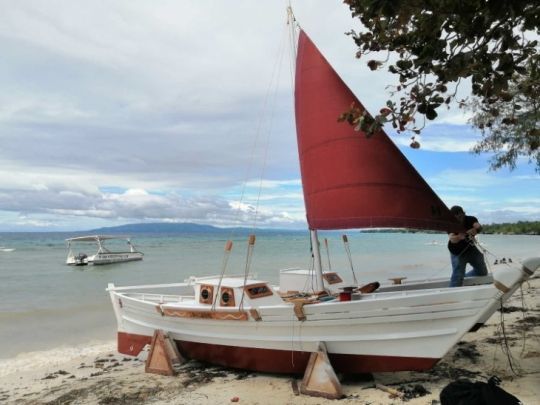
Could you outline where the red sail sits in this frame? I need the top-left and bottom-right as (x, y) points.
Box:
(294, 30), (461, 232)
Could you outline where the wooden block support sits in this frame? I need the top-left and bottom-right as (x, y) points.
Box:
(145, 329), (186, 376)
(299, 342), (343, 399)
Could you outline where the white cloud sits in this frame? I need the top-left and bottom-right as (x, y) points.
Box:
(431, 168), (502, 191)
(14, 217), (54, 228)
(428, 166), (540, 224)
(0, 1), (538, 230)
(244, 179), (302, 189)
(391, 123), (482, 152)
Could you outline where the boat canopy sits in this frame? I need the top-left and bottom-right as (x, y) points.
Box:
(66, 235), (132, 243)
(294, 30), (463, 233)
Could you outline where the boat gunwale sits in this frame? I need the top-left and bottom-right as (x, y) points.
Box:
(110, 282), (499, 313)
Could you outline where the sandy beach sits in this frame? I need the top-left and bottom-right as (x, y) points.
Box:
(1, 276), (538, 405)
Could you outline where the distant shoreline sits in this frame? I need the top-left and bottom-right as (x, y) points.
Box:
(360, 229), (540, 235)
(1, 220), (539, 235)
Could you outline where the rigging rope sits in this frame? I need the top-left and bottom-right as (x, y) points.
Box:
(213, 20), (290, 289)
(228, 23), (289, 236)
(495, 299), (523, 376)
(250, 28), (287, 231)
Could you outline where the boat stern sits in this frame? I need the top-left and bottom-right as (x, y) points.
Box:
(522, 257), (540, 279)
(493, 256), (540, 293)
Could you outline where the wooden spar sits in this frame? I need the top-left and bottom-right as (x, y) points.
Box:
(324, 238), (332, 271)
(342, 234), (358, 285)
(310, 230), (325, 292)
(245, 235), (256, 275)
(239, 234), (257, 309)
(246, 235), (256, 273)
(246, 235), (256, 275)
(212, 240), (234, 310)
(248, 234), (256, 245)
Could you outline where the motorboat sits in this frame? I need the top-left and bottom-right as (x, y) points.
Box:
(66, 235), (143, 265)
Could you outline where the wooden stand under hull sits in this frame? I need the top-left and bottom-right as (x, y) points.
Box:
(299, 342), (343, 399)
(145, 330), (186, 376)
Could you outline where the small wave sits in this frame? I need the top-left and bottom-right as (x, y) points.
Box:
(0, 303), (110, 320)
(424, 241), (440, 246)
(0, 340), (115, 377)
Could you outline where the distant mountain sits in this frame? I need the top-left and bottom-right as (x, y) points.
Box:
(88, 222), (226, 234)
(87, 222), (302, 235)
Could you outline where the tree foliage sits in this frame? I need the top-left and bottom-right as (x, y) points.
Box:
(469, 61), (539, 170)
(341, 0), (540, 170)
(482, 221), (540, 235)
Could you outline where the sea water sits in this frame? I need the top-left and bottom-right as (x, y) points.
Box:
(0, 231), (538, 360)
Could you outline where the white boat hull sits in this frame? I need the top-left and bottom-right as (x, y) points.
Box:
(89, 251), (143, 265)
(280, 268), (520, 329)
(107, 257), (540, 373)
(108, 282), (502, 373)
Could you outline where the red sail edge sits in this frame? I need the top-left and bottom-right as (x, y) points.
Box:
(294, 30), (462, 232)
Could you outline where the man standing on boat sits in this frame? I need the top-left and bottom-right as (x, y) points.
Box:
(448, 206), (488, 287)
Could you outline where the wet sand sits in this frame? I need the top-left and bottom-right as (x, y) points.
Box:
(1, 277), (538, 404)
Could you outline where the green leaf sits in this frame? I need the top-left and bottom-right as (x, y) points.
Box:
(426, 108), (438, 120)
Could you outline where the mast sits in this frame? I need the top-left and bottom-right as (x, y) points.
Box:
(288, 6), (326, 294)
(310, 229), (325, 292)
(286, 5), (298, 70)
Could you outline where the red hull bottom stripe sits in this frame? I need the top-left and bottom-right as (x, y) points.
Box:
(117, 332), (439, 374)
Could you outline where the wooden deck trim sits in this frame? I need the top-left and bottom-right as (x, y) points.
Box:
(158, 306), (249, 321)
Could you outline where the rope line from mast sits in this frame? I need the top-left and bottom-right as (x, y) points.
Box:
(215, 21), (290, 288)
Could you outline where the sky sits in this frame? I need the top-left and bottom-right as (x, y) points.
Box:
(0, 0), (538, 232)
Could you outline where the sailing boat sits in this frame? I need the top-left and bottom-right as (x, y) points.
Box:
(107, 24), (539, 374)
